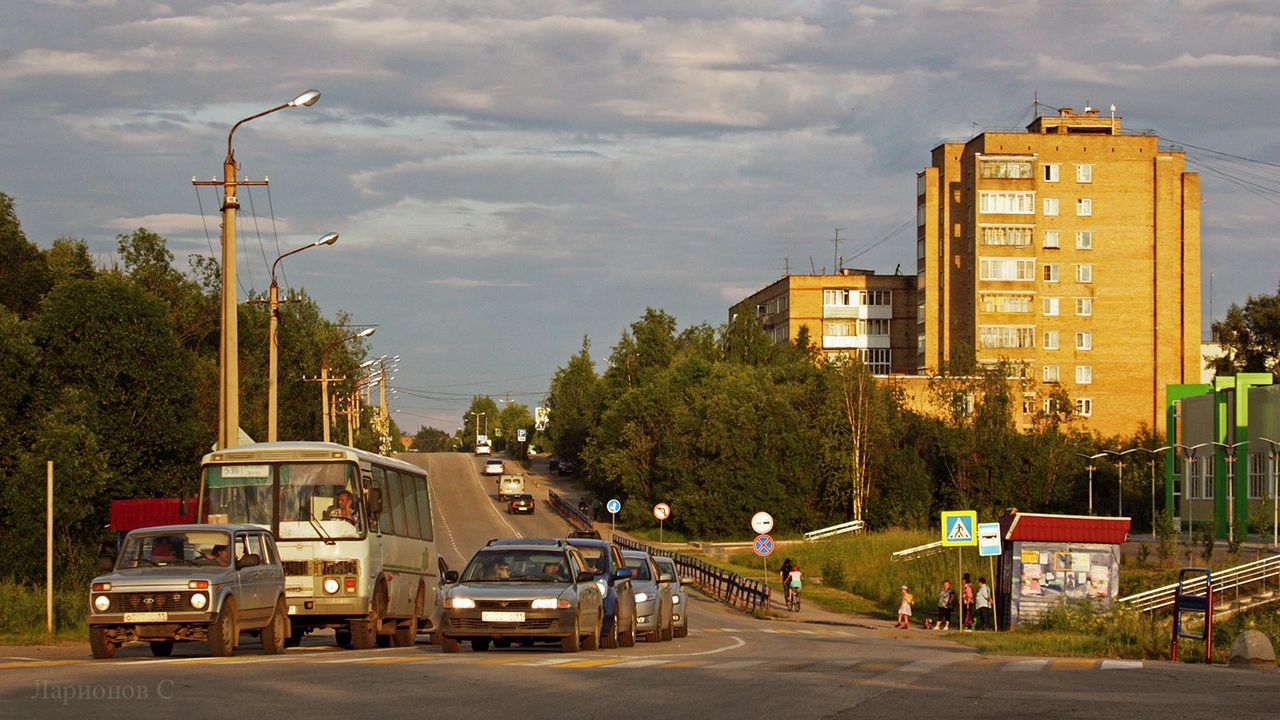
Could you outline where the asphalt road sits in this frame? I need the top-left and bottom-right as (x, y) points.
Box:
(3, 453), (1276, 718)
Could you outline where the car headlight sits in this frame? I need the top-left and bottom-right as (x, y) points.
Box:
(190, 592), (208, 610)
(635, 592), (650, 603)
(673, 595), (681, 604)
(446, 597), (475, 609)
(93, 595), (110, 612)
(322, 577), (341, 595)
(595, 579), (608, 596)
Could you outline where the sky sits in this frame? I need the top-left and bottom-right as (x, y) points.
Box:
(2, 0), (1279, 434)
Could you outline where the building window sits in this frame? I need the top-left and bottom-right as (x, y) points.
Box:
(1042, 263), (1060, 283)
(981, 226), (1033, 246)
(980, 258), (1035, 281)
(1043, 163), (1060, 182)
(1076, 164), (1093, 183)
(1076, 230), (1093, 250)
(981, 294), (1033, 313)
(1043, 365), (1060, 382)
(1044, 330), (1060, 350)
(1248, 453), (1272, 499)
(979, 325), (1035, 349)
(1044, 397), (1061, 415)
(917, 335), (925, 354)
(1044, 230), (1060, 249)
(823, 289), (894, 307)
(855, 348), (891, 375)
(823, 319), (890, 336)
(1042, 297), (1060, 316)
(1075, 297), (1093, 316)
(1075, 398), (1093, 417)
(1076, 331), (1093, 350)
(1043, 197), (1059, 216)
(1076, 365), (1092, 384)
(1022, 393), (1037, 415)
(917, 301), (925, 324)
(1076, 264), (1093, 283)
(1076, 198), (1092, 216)
(1187, 456), (1214, 500)
(979, 191), (1035, 214)
(980, 160), (1033, 179)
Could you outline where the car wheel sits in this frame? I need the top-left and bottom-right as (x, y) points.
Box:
(89, 627), (119, 659)
(674, 624), (688, 639)
(560, 617), (581, 653)
(660, 620), (674, 642)
(440, 636), (460, 653)
(335, 628), (353, 649)
(583, 613), (602, 651)
(261, 598), (289, 655)
(207, 597), (237, 657)
(285, 626), (305, 648)
(471, 639), (491, 652)
(149, 640), (174, 657)
(619, 614), (637, 648)
(601, 615), (619, 649)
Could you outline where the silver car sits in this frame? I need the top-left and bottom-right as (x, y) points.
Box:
(87, 524), (288, 658)
(653, 556), (688, 638)
(621, 550), (674, 642)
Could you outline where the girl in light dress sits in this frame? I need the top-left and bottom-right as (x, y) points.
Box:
(896, 585), (913, 629)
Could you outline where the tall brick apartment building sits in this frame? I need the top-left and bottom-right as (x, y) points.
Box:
(916, 107), (1201, 436)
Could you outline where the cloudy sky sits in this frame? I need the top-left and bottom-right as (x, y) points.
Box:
(3, 0), (1278, 433)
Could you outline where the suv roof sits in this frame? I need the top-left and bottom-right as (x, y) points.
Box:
(485, 537), (566, 548)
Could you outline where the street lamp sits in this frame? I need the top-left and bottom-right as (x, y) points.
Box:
(1112, 446), (1172, 535)
(268, 232), (338, 442)
(199, 89), (322, 450)
(320, 327), (375, 443)
(1208, 440), (1249, 545)
(1075, 452), (1109, 515)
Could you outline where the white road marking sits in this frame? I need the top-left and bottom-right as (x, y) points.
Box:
(1100, 660), (1144, 670)
(1003, 659), (1050, 671)
(512, 657), (581, 667)
(428, 479), (464, 564)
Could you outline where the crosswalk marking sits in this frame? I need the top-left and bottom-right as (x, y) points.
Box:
(1003, 659), (1050, 671)
(512, 657), (581, 667)
(1099, 660), (1143, 670)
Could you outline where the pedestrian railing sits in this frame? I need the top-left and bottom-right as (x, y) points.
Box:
(1118, 554), (1280, 615)
(891, 540), (946, 562)
(804, 519), (865, 541)
(545, 489), (593, 532)
(613, 535), (772, 614)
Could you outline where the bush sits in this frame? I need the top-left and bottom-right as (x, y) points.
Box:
(0, 579), (87, 643)
(820, 557), (847, 591)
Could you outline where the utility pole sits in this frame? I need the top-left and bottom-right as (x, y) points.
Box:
(831, 228), (843, 274)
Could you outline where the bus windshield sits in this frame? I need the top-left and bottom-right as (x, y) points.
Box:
(202, 462), (365, 540)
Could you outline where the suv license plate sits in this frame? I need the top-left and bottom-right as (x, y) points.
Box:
(481, 611), (525, 622)
(124, 612), (169, 622)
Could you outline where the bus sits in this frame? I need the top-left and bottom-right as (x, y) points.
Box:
(198, 442), (441, 649)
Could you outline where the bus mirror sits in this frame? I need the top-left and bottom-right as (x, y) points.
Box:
(367, 488), (383, 515)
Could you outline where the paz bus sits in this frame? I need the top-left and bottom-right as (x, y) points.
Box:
(198, 442), (441, 648)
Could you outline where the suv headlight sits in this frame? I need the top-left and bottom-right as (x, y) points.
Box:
(531, 598), (570, 609)
(445, 597), (475, 609)
(93, 595), (110, 612)
(190, 592), (208, 610)
(635, 592), (650, 603)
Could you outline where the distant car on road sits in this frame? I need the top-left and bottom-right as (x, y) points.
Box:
(653, 556), (688, 638)
(498, 474), (525, 501)
(548, 457), (560, 473)
(483, 459), (504, 476)
(507, 493), (536, 515)
(621, 549), (674, 642)
(86, 524), (288, 658)
(475, 441), (492, 456)
(439, 539), (604, 653)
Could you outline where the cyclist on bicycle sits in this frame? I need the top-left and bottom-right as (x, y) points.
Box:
(786, 564), (803, 611)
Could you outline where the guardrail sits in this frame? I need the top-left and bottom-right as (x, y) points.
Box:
(1118, 554), (1280, 615)
(890, 540), (946, 562)
(804, 519), (865, 541)
(613, 535), (772, 614)
(545, 489), (593, 532)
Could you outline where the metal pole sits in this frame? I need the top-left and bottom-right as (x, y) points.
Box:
(321, 361), (331, 443)
(1117, 460), (1123, 517)
(218, 153), (239, 450)
(1272, 452), (1277, 548)
(1226, 453), (1235, 544)
(1151, 459), (1157, 536)
(267, 280), (279, 442)
(46, 460), (53, 637)
(1087, 465), (1094, 516)
(989, 555), (998, 632)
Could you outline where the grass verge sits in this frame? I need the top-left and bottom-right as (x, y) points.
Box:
(0, 580), (87, 644)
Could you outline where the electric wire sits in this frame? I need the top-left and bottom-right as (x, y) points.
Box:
(266, 182), (289, 291)
(242, 184), (266, 292)
(193, 185), (217, 259)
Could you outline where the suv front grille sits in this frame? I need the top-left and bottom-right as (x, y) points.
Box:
(450, 618), (558, 631)
(475, 600), (532, 609)
(112, 591), (197, 613)
(282, 559), (359, 576)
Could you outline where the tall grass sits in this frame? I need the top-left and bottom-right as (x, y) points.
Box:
(0, 580), (88, 644)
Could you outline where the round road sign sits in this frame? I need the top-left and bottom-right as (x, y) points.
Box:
(653, 502), (671, 520)
(753, 534), (774, 557)
(751, 511), (774, 534)
(606, 498), (622, 514)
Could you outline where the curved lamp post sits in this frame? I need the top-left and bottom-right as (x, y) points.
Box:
(1075, 452), (1109, 515)
(206, 89), (322, 449)
(268, 232), (338, 442)
(321, 327), (375, 443)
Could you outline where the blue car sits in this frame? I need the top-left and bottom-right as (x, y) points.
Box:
(565, 538), (636, 648)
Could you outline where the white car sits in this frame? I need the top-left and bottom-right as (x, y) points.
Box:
(474, 441), (491, 456)
(483, 459), (504, 476)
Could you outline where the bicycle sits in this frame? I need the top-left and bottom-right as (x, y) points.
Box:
(785, 585), (801, 612)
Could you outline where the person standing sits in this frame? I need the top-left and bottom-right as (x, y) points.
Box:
(975, 576), (993, 630)
(961, 573), (974, 630)
(896, 585), (914, 629)
(934, 579), (955, 630)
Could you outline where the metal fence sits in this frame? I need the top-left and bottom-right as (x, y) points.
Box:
(1117, 554), (1280, 615)
(612, 535), (772, 614)
(545, 489), (594, 532)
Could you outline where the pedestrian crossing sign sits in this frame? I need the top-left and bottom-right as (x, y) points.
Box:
(940, 510), (978, 547)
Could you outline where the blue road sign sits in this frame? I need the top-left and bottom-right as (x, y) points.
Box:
(941, 510), (978, 547)
(977, 522), (1002, 556)
(753, 534), (774, 557)
(517, 428), (527, 442)
(606, 498), (621, 514)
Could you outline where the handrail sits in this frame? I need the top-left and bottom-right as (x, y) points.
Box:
(891, 540), (945, 562)
(613, 535), (772, 614)
(804, 519), (865, 541)
(1118, 554), (1280, 614)
(545, 489), (593, 532)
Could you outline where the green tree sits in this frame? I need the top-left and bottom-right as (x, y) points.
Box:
(413, 426), (452, 452)
(546, 337), (601, 462)
(464, 396), (501, 450)
(45, 236), (97, 285)
(0, 193), (51, 318)
(1211, 286), (1280, 379)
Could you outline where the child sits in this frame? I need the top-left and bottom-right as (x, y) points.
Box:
(896, 585), (913, 629)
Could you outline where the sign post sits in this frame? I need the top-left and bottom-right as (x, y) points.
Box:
(751, 513), (775, 605)
(653, 503), (671, 544)
(977, 521), (1002, 631)
(941, 510), (977, 630)
(606, 498), (621, 536)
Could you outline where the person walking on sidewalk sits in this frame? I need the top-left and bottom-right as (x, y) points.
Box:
(974, 576), (993, 630)
(896, 585), (913, 629)
(934, 579), (955, 630)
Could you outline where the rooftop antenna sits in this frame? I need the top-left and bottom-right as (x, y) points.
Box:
(782, 257), (791, 277)
(809, 256), (816, 274)
(831, 228), (843, 274)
